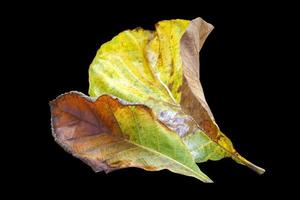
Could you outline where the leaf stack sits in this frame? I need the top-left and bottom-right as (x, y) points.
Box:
(50, 17), (265, 182)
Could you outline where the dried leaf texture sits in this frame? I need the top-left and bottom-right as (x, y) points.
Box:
(51, 92), (212, 182)
(51, 17), (265, 182)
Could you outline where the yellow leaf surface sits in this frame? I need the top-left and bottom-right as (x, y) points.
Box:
(89, 17), (265, 175)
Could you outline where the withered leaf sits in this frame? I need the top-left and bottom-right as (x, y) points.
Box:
(51, 17), (265, 182)
(51, 92), (212, 182)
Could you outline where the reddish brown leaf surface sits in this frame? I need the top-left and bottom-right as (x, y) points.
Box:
(50, 91), (212, 182)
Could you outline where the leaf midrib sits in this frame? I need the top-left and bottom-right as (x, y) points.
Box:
(124, 139), (212, 182)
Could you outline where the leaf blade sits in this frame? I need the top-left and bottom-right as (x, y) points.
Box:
(50, 91), (213, 182)
(179, 18), (265, 174)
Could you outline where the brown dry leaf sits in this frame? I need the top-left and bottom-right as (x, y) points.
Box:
(180, 18), (217, 137)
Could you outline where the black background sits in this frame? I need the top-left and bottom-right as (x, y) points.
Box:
(7, 1), (294, 198)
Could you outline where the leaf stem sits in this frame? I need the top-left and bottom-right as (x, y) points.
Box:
(237, 154), (265, 175)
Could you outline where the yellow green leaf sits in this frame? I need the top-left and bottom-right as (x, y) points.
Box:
(50, 92), (212, 182)
(88, 17), (265, 175)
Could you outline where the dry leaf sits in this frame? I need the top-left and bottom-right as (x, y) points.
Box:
(51, 17), (265, 182)
(51, 92), (212, 182)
